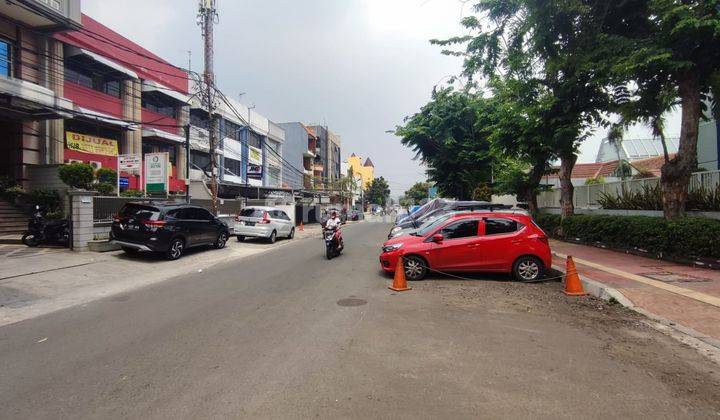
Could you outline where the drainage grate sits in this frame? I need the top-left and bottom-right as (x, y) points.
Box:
(641, 272), (711, 283)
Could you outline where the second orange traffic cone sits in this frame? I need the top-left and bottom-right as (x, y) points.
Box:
(563, 256), (587, 296)
(299, 221), (304, 232)
(389, 255), (412, 292)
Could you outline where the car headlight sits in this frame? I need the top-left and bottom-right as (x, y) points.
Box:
(391, 226), (402, 233)
(382, 243), (403, 253)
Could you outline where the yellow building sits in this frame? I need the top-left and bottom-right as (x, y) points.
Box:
(346, 154), (375, 189)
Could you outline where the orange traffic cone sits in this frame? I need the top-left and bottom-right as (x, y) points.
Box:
(564, 256), (587, 296)
(299, 221), (304, 232)
(389, 255), (412, 292)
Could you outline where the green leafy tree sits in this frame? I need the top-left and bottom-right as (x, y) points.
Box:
(404, 182), (431, 205)
(601, 0), (720, 219)
(395, 88), (493, 199)
(434, 1), (614, 217)
(366, 177), (391, 207)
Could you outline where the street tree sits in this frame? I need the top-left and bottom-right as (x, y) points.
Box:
(433, 0), (613, 217)
(601, 0), (720, 219)
(366, 177), (391, 207)
(395, 88), (493, 200)
(404, 182), (431, 205)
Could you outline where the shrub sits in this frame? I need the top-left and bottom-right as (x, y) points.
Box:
(27, 189), (62, 213)
(95, 168), (117, 184)
(120, 189), (144, 198)
(534, 213), (720, 260)
(598, 184), (662, 210)
(93, 182), (115, 196)
(58, 163), (94, 189)
(584, 176), (605, 185)
(2, 185), (25, 202)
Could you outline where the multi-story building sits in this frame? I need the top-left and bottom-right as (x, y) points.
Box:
(279, 122), (317, 190)
(0, 0), (81, 185)
(189, 89), (286, 191)
(54, 14), (190, 194)
(346, 153), (375, 189)
(308, 125), (341, 188)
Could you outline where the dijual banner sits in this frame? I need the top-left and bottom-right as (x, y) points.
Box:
(66, 132), (118, 157)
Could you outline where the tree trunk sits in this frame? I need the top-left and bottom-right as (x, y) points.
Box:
(558, 152), (578, 219)
(661, 74), (701, 220)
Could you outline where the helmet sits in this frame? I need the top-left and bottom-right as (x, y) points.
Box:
(331, 210), (338, 217)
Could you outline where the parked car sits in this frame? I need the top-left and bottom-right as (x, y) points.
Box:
(388, 210), (472, 239)
(234, 206), (295, 243)
(111, 202), (230, 260)
(389, 200), (509, 238)
(380, 212), (551, 282)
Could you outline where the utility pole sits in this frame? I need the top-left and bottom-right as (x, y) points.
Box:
(198, 0), (219, 214)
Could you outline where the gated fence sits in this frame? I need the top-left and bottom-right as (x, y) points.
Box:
(93, 196), (247, 222)
(537, 169), (720, 209)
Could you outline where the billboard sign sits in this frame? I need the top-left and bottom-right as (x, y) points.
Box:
(144, 152), (169, 194)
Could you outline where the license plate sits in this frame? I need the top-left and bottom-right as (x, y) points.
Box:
(246, 222), (255, 226)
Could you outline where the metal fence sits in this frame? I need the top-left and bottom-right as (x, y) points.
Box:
(93, 196), (247, 221)
(537, 169), (720, 209)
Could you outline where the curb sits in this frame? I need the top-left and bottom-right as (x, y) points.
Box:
(552, 262), (720, 361)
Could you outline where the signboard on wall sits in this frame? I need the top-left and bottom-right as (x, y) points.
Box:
(249, 145), (262, 165)
(66, 132), (118, 157)
(144, 152), (169, 194)
(247, 163), (263, 180)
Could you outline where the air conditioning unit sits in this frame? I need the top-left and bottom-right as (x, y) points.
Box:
(89, 161), (102, 170)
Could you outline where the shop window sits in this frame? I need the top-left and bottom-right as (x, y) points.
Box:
(0, 39), (13, 78)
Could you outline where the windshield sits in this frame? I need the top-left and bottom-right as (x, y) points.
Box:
(416, 213), (454, 236)
(240, 208), (265, 218)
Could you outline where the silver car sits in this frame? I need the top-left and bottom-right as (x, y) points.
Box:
(234, 206), (295, 243)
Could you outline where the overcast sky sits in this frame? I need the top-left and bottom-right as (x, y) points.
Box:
(84, 0), (679, 196)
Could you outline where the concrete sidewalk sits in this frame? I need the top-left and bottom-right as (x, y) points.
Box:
(551, 239), (720, 345)
(0, 222), (327, 327)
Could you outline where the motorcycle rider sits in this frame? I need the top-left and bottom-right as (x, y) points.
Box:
(324, 210), (344, 250)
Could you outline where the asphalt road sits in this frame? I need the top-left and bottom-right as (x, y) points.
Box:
(1, 221), (719, 419)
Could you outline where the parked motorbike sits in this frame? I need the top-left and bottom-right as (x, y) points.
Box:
(324, 226), (343, 260)
(22, 206), (70, 247)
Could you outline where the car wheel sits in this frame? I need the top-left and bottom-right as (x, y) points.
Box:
(21, 233), (39, 247)
(237, 235), (245, 242)
(288, 228), (295, 239)
(268, 231), (277, 244)
(403, 255), (427, 281)
(166, 238), (184, 260)
(215, 232), (228, 249)
(121, 246), (139, 254)
(513, 256), (544, 282)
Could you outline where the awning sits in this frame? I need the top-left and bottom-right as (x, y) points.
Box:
(66, 46), (138, 80)
(0, 77), (73, 120)
(74, 106), (137, 130)
(142, 80), (190, 104)
(142, 127), (185, 144)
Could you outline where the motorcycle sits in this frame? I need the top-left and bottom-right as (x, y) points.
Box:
(324, 226), (343, 260)
(22, 206), (70, 247)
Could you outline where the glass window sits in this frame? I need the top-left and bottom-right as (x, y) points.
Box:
(142, 96), (176, 118)
(190, 110), (209, 130)
(240, 208), (265, 218)
(248, 131), (261, 148)
(64, 60), (123, 98)
(191, 151), (211, 170)
(224, 120), (242, 141)
(65, 66), (93, 89)
(0, 39), (12, 77)
(224, 157), (241, 176)
(119, 204), (160, 221)
(484, 218), (521, 235)
(439, 220), (479, 240)
(103, 80), (122, 98)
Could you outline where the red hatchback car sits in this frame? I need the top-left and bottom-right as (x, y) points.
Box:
(379, 212), (552, 281)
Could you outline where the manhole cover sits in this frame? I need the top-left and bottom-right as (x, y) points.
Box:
(337, 298), (367, 307)
(641, 272), (711, 283)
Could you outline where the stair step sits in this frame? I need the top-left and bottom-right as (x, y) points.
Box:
(0, 228), (25, 234)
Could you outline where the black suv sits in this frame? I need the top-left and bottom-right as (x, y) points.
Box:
(111, 202), (230, 260)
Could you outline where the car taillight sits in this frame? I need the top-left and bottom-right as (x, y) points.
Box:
(259, 212), (271, 224)
(142, 220), (167, 231)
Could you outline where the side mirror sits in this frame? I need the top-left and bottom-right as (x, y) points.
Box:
(432, 234), (444, 243)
